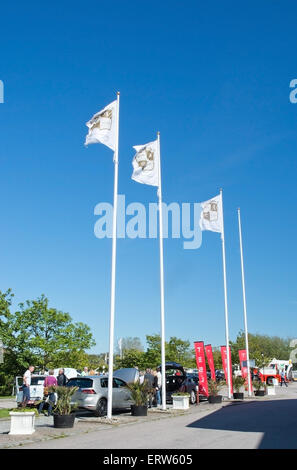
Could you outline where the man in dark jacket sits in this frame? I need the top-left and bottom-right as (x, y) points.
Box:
(57, 368), (67, 386)
(144, 369), (155, 408)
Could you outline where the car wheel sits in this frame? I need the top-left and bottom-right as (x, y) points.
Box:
(94, 398), (107, 417)
(190, 389), (196, 404)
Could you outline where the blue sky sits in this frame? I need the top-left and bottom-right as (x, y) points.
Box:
(0, 1), (296, 354)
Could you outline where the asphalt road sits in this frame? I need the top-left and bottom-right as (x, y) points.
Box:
(18, 396), (297, 449)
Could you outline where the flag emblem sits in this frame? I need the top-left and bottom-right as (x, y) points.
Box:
(199, 194), (223, 233)
(85, 100), (117, 150)
(203, 200), (218, 222)
(131, 139), (159, 187)
(135, 147), (155, 172)
(89, 109), (112, 132)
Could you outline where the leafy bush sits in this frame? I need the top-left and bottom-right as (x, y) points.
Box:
(48, 386), (78, 415)
(125, 381), (151, 406)
(171, 392), (190, 397)
(0, 372), (14, 396)
(208, 379), (225, 396)
(12, 407), (39, 415)
(252, 379), (265, 391)
(232, 375), (246, 393)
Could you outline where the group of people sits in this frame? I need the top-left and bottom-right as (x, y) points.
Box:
(81, 367), (97, 376)
(21, 366), (68, 416)
(38, 369), (68, 416)
(139, 368), (162, 407)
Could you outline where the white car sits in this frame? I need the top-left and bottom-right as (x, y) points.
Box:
(15, 368), (79, 406)
(16, 375), (46, 406)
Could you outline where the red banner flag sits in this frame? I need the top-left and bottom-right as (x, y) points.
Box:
(194, 341), (209, 396)
(238, 349), (253, 393)
(205, 344), (216, 381)
(221, 346), (233, 394)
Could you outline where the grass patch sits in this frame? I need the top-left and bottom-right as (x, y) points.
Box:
(0, 408), (11, 418)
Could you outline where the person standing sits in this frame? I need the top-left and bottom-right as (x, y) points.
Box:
(38, 370), (57, 416)
(81, 367), (89, 376)
(156, 367), (162, 405)
(280, 369), (288, 387)
(22, 365), (35, 407)
(153, 370), (161, 407)
(57, 368), (67, 386)
(144, 369), (155, 408)
(139, 371), (144, 385)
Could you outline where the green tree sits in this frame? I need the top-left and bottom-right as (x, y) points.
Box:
(0, 292), (95, 375)
(142, 334), (196, 369)
(212, 347), (223, 370)
(116, 349), (146, 369)
(230, 330), (293, 367)
(166, 336), (195, 367)
(116, 337), (144, 355)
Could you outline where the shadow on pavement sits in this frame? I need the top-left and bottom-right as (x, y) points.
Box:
(187, 399), (297, 449)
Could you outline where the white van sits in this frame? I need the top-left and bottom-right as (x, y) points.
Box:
(16, 368), (79, 406)
(16, 374), (46, 406)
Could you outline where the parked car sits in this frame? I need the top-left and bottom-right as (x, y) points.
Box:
(16, 375), (46, 406)
(158, 362), (198, 404)
(215, 370), (225, 382)
(186, 372), (198, 385)
(15, 368), (79, 407)
(66, 368), (139, 416)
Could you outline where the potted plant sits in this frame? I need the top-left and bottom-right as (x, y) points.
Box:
(9, 407), (38, 435)
(171, 392), (190, 410)
(208, 379), (225, 403)
(125, 381), (151, 416)
(48, 385), (78, 428)
(253, 379), (265, 396)
(232, 376), (246, 399)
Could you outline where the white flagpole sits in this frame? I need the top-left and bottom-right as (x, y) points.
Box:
(238, 208), (252, 396)
(157, 131), (167, 410)
(107, 91), (120, 420)
(220, 189), (232, 399)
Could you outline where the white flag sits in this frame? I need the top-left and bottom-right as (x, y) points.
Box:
(85, 100), (117, 150)
(131, 140), (159, 187)
(199, 194), (223, 233)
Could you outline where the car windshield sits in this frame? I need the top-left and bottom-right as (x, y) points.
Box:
(66, 378), (93, 389)
(31, 377), (45, 385)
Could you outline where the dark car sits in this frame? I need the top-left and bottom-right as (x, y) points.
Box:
(185, 372), (211, 402)
(215, 370), (225, 381)
(186, 372), (198, 385)
(158, 362), (198, 404)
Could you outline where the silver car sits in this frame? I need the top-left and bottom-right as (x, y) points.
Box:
(67, 368), (139, 417)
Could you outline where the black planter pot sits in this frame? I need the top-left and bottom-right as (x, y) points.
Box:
(255, 390), (265, 397)
(233, 392), (244, 400)
(208, 395), (222, 404)
(53, 414), (75, 428)
(131, 405), (148, 416)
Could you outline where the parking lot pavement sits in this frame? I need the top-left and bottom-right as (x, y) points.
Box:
(0, 402), (221, 449)
(17, 393), (297, 450)
(0, 398), (16, 409)
(1, 382), (297, 449)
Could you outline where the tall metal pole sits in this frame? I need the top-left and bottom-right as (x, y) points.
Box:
(238, 208), (252, 396)
(157, 131), (166, 410)
(220, 189), (232, 399)
(107, 91), (120, 419)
